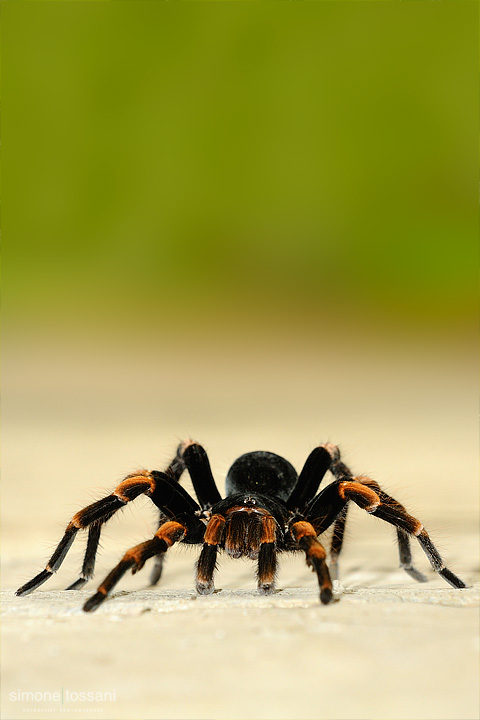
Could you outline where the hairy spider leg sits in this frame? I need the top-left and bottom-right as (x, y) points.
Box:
(319, 445), (427, 583)
(286, 446), (331, 511)
(15, 450), (200, 597)
(151, 440), (222, 589)
(256, 514), (278, 594)
(149, 552), (166, 587)
(67, 448), (192, 591)
(83, 521), (187, 612)
(66, 451), (188, 592)
(290, 520), (333, 604)
(314, 479), (466, 589)
(69, 443), (215, 590)
(314, 444), (362, 580)
(149, 440), (220, 584)
(395, 528), (428, 582)
(196, 513), (225, 595)
(15, 473), (156, 596)
(369, 484), (428, 582)
(65, 522), (102, 590)
(148, 448), (189, 587)
(142, 467), (206, 588)
(177, 441), (222, 509)
(328, 485), (427, 583)
(83, 476), (206, 611)
(329, 505), (348, 581)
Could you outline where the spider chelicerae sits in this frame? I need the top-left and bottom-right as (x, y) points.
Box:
(16, 440), (466, 612)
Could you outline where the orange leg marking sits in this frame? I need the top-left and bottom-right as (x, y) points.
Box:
(113, 471), (155, 502)
(123, 541), (155, 569)
(118, 522), (186, 573)
(339, 481), (381, 512)
(260, 515), (276, 544)
(340, 481), (425, 534)
(291, 520), (333, 604)
(196, 515), (225, 594)
(291, 520), (317, 543)
(155, 521), (186, 546)
(204, 514), (226, 545)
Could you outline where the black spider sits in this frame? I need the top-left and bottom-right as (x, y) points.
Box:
(16, 440), (466, 612)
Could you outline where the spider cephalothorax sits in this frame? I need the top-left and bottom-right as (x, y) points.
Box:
(16, 440), (466, 612)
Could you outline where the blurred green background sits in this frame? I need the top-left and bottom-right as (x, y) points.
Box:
(3, 1), (477, 344)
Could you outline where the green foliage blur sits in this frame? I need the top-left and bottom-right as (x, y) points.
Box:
(3, 1), (477, 335)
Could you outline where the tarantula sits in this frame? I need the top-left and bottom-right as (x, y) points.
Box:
(16, 440), (466, 612)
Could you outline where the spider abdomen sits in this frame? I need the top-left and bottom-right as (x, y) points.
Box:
(225, 451), (298, 501)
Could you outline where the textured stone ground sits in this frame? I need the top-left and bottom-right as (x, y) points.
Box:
(2, 535), (478, 720)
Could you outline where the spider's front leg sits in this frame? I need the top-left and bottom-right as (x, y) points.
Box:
(339, 480), (466, 587)
(83, 521), (187, 612)
(83, 474), (206, 611)
(171, 440), (225, 596)
(256, 515), (278, 594)
(148, 441), (203, 587)
(196, 514), (225, 595)
(329, 492), (427, 583)
(16, 447), (190, 597)
(16, 471), (157, 596)
(289, 519), (334, 604)
(319, 444), (428, 583)
(69, 447), (193, 590)
(305, 468), (467, 590)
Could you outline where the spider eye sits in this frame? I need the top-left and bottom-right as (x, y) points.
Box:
(243, 496), (257, 506)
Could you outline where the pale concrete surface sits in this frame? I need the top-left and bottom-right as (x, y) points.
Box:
(2, 548), (479, 720)
(2, 338), (479, 720)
